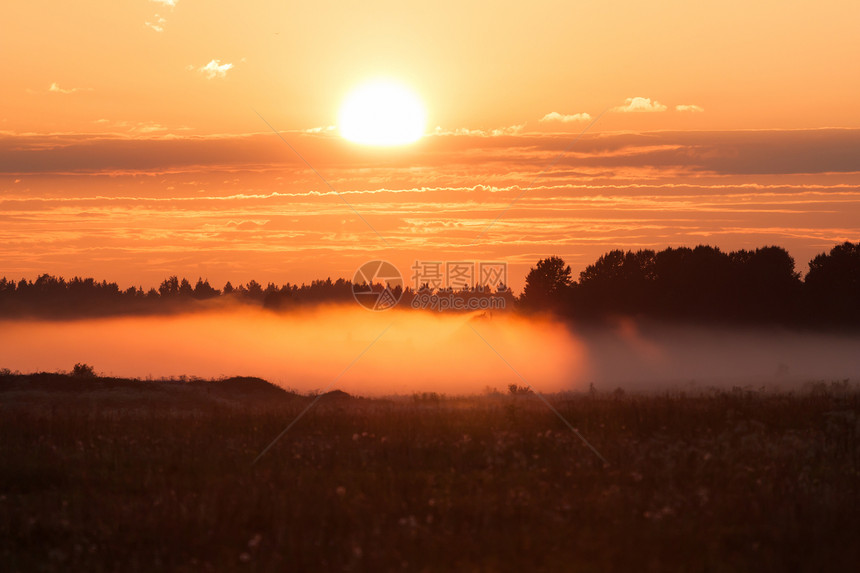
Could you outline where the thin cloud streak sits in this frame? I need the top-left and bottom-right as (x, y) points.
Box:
(1, 129), (859, 288)
(47, 83), (91, 94)
(3, 128), (859, 176)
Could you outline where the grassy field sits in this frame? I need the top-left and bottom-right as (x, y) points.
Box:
(1, 372), (858, 572)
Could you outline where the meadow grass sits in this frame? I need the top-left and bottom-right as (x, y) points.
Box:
(1, 375), (858, 572)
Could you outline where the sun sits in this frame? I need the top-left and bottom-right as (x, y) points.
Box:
(338, 80), (427, 146)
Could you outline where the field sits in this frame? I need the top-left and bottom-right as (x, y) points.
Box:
(1, 373), (859, 572)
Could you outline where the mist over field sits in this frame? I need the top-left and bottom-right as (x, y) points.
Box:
(2, 306), (858, 394)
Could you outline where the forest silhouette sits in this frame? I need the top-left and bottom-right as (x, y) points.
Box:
(520, 242), (860, 328)
(1, 242), (858, 328)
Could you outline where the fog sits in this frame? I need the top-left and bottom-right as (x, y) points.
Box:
(1, 307), (858, 395)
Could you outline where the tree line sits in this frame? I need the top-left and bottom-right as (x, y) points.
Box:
(0, 275), (351, 317)
(520, 242), (860, 327)
(1, 241), (858, 326)
(0, 274), (514, 318)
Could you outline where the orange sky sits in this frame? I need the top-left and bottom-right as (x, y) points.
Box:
(2, 0), (860, 291)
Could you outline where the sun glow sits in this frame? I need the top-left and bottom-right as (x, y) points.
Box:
(338, 80), (427, 146)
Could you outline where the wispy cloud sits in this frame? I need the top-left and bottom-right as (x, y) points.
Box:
(614, 97), (668, 113)
(195, 60), (234, 80)
(539, 111), (591, 123)
(145, 14), (167, 32)
(47, 83), (90, 94)
(93, 119), (190, 134)
(490, 123), (526, 136)
(3, 174), (856, 289)
(145, 0), (176, 32)
(433, 124), (526, 137)
(676, 104), (704, 113)
(4, 128), (860, 177)
(305, 126), (336, 134)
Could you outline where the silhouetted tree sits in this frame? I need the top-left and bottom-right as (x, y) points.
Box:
(508, 384), (533, 395)
(245, 280), (264, 299)
(519, 256), (572, 312)
(804, 242), (860, 325)
(557, 244), (807, 325)
(193, 278), (219, 299)
(72, 363), (95, 378)
(263, 284), (293, 310)
(178, 278), (193, 297)
(576, 249), (656, 316)
(650, 246), (734, 320)
(159, 276), (179, 297)
(730, 246), (801, 322)
(493, 283), (516, 309)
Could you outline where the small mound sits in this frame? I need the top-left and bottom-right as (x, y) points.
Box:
(319, 389), (353, 402)
(196, 377), (294, 398)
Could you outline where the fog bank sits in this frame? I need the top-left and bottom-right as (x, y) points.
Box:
(1, 307), (858, 394)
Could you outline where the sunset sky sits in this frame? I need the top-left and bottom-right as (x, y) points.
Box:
(3, 0), (860, 290)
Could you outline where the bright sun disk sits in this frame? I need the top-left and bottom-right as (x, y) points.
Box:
(338, 80), (426, 146)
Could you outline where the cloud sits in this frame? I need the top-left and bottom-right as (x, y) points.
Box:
(3, 128), (860, 177)
(226, 220), (269, 230)
(132, 122), (169, 134)
(539, 112), (592, 123)
(145, 1), (175, 32)
(614, 97), (668, 113)
(676, 104), (704, 113)
(305, 126), (337, 134)
(490, 123), (526, 136)
(434, 124), (526, 137)
(92, 119), (191, 134)
(145, 14), (167, 32)
(47, 83), (90, 94)
(196, 60), (234, 80)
